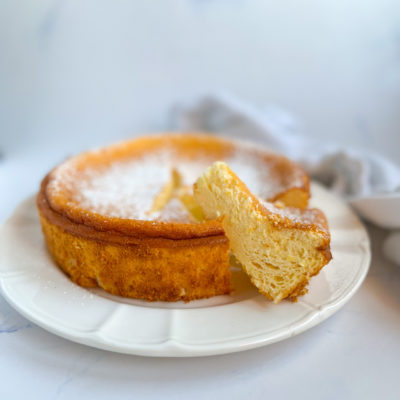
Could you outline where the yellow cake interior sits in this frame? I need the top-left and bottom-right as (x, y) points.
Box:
(194, 161), (332, 303)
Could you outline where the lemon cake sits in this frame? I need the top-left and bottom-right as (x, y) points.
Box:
(37, 134), (311, 302)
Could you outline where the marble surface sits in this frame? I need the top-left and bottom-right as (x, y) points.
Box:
(1, 1), (400, 399)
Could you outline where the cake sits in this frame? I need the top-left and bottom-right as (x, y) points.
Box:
(193, 161), (332, 303)
(37, 134), (311, 302)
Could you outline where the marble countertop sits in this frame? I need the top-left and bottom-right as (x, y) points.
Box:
(1, 1), (400, 399)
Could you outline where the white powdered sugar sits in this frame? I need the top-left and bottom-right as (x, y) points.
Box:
(153, 198), (192, 222)
(227, 153), (277, 199)
(50, 150), (211, 221)
(76, 158), (172, 220)
(227, 147), (305, 200)
(260, 200), (324, 230)
(49, 144), (305, 222)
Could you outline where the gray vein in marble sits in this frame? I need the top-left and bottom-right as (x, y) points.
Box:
(0, 301), (32, 334)
(54, 350), (104, 399)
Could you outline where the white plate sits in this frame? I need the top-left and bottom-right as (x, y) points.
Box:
(0, 184), (370, 357)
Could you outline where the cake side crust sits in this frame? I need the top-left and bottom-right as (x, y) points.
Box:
(39, 210), (232, 302)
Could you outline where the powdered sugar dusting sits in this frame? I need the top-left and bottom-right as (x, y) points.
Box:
(49, 150), (213, 221)
(228, 152), (277, 199)
(48, 144), (306, 222)
(153, 198), (191, 222)
(77, 159), (171, 220)
(227, 147), (304, 200)
(260, 200), (326, 231)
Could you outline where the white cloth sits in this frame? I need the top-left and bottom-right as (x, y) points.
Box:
(173, 94), (400, 264)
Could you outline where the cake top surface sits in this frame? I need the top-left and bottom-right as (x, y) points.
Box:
(45, 134), (308, 224)
(259, 200), (329, 234)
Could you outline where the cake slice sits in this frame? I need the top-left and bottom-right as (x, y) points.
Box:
(193, 161), (332, 303)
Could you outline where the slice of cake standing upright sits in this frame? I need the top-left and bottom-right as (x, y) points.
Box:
(194, 161), (332, 303)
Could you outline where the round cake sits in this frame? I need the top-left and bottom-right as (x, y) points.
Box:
(37, 134), (310, 301)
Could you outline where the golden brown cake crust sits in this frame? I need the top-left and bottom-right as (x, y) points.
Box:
(37, 133), (311, 302)
(38, 185), (231, 301)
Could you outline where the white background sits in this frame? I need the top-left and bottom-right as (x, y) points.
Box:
(1, 1), (400, 399)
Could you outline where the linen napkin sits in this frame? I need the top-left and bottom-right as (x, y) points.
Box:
(172, 94), (400, 265)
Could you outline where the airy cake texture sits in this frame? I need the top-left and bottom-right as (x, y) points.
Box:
(193, 161), (332, 303)
(37, 134), (311, 302)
